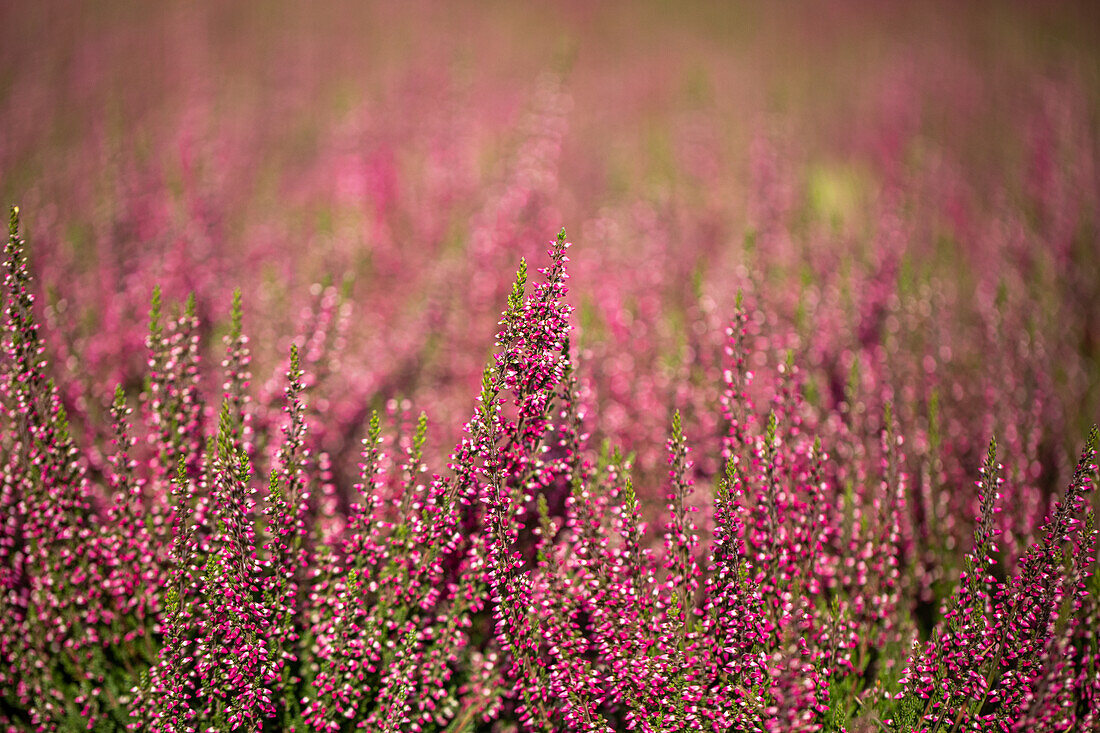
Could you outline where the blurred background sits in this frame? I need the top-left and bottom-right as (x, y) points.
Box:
(1, 0), (1098, 547)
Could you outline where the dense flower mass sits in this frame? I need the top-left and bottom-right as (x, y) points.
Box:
(2, 2), (1100, 731)
(1, 206), (1098, 731)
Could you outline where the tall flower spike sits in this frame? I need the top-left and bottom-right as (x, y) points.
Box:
(664, 409), (699, 634)
(451, 231), (572, 730)
(3, 204), (105, 728)
(222, 287), (252, 448)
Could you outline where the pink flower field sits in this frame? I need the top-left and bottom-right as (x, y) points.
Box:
(1, 1), (1099, 731)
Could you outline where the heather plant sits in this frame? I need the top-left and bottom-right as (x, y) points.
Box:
(3, 204), (1099, 731)
(3, 3), (1100, 730)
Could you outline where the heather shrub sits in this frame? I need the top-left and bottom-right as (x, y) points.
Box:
(3, 3), (1100, 731)
(3, 206), (1098, 731)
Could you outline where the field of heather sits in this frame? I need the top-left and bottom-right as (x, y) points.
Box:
(2, 1), (1099, 731)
